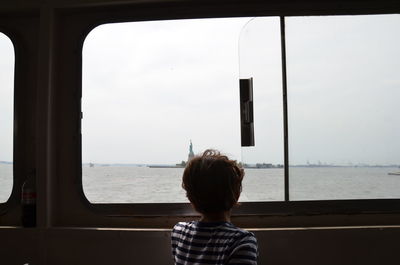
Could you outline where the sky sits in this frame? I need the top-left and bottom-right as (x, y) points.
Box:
(1, 15), (399, 165)
(0, 32), (14, 163)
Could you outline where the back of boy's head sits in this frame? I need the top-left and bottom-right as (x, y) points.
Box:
(182, 149), (244, 214)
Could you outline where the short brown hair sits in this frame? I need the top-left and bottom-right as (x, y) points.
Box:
(182, 149), (244, 214)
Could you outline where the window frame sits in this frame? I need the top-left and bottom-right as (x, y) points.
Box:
(0, 12), (39, 225)
(51, 1), (400, 228)
(81, 14), (400, 214)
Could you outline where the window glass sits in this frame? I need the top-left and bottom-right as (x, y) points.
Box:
(287, 15), (400, 200)
(239, 18), (284, 201)
(82, 17), (283, 203)
(0, 32), (14, 203)
(83, 18), (281, 203)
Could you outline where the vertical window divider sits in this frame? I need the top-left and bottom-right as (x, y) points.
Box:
(280, 16), (290, 201)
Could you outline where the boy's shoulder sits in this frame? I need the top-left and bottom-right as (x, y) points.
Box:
(225, 223), (257, 242)
(173, 221), (255, 238)
(173, 221), (195, 230)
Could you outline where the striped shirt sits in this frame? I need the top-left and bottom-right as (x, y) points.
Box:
(171, 221), (258, 265)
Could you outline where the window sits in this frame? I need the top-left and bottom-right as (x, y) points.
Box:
(82, 17), (284, 203)
(239, 18), (284, 201)
(81, 14), (400, 213)
(0, 32), (14, 203)
(286, 15), (400, 200)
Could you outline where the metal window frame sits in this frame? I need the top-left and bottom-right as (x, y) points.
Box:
(78, 13), (400, 217)
(1, 0), (400, 228)
(46, 1), (400, 227)
(0, 13), (39, 223)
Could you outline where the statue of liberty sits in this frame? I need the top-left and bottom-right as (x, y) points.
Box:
(188, 140), (194, 161)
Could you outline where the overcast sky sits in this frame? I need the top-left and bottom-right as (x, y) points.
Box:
(1, 15), (399, 165)
(0, 32), (13, 163)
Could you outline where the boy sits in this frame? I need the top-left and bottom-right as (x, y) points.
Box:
(171, 149), (258, 265)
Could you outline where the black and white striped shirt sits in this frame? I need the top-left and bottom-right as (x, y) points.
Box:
(171, 221), (258, 265)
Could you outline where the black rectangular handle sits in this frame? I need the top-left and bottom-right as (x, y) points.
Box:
(240, 78), (255, 146)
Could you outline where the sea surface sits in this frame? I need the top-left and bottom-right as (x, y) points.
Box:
(1, 164), (400, 203)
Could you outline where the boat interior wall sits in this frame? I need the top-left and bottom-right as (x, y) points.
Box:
(0, 0), (400, 264)
(1, 0), (400, 15)
(1, 226), (399, 265)
(0, 14), (39, 222)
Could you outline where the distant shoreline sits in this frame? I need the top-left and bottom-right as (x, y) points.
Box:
(80, 163), (400, 169)
(148, 165), (184, 168)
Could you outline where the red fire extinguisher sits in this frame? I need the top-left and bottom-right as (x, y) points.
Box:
(21, 171), (36, 227)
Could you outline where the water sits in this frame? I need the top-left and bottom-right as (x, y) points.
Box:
(81, 166), (400, 203)
(289, 167), (400, 200)
(1, 164), (400, 203)
(0, 164), (12, 202)
(82, 166), (285, 203)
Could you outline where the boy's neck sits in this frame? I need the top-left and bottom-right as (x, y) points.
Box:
(200, 211), (231, 223)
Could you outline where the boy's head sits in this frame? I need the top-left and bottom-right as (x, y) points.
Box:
(182, 149), (244, 214)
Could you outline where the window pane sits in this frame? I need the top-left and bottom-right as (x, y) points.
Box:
(239, 17), (284, 201)
(287, 15), (400, 200)
(82, 18), (261, 203)
(0, 32), (14, 202)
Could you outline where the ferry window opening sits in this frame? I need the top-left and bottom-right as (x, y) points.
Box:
(0, 32), (14, 203)
(286, 14), (400, 200)
(81, 14), (400, 207)
(81, 17), (284, 203)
